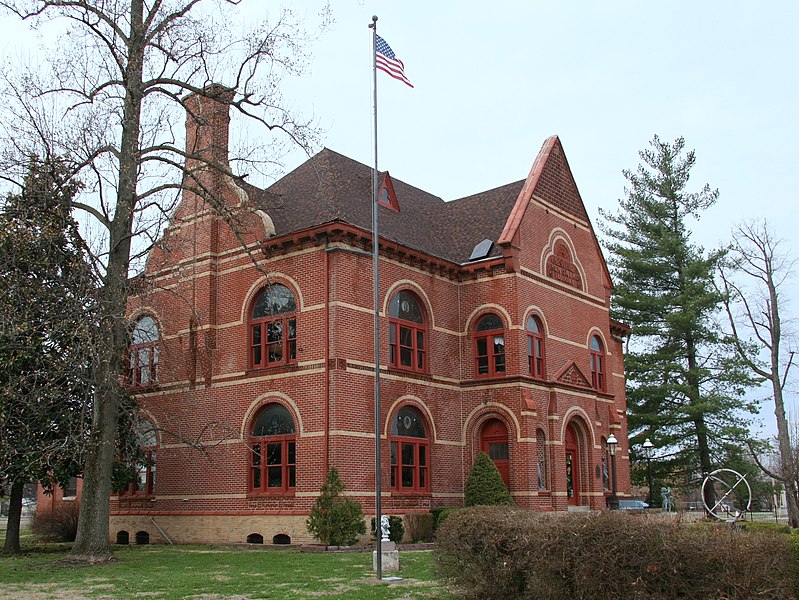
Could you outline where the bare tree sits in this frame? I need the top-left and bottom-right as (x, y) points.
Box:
(719, 219), (797, 527)
(0, 0), (323, 562)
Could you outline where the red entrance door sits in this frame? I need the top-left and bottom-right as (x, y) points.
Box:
(481, 419), (509, 488)
(565, 425), (580, 506)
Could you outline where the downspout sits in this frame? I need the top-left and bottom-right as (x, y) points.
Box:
(324, 242), (330, 474)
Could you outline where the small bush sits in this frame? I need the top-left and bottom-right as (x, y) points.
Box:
(32, 502), (79, 542)
(306, 468), (366, 546)
(370, 515), (404, 544)
(403, 513), (433, 543)
(464, 452), (512, 506)
(435, 506), (797, 600)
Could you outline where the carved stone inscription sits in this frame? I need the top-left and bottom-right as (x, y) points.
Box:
(546, 241), (581, 289)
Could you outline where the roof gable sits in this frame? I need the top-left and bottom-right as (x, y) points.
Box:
(498, 136), (612, 288)
(499, 136), (588, 247)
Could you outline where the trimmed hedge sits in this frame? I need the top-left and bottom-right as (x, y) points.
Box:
(464, 451), (512, 507)
(435, 506), (797, 600)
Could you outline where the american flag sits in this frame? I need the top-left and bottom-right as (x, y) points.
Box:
(375, 34), (413, 88)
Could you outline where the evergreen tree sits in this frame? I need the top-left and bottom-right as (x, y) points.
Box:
(306, 468), (366, 547)
(600, 136), (757, 511)
(0, 156), (95, 553)
(464, 452), (513, 506)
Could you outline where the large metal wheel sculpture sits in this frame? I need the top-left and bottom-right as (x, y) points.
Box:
(701, 468), (752, 522)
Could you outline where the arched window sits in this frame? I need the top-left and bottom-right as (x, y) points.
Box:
(475, 314), (506, 377)
(390, 406), (430, 493)
(250, 284), (297, 369)
(536, 429), (548, 491)
(121, 419), (157, 498)
(526, 315), (545, 379)
(388, 291), (427, 372)
(590, 335), (605, 391)
(250, 403), (296, 494)
(480, 419), (510, 488)
(129, 315), (159, 386)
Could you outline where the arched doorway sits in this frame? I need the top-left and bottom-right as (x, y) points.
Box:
(480, 419), (509, 488)
(565, 423), (581, 506)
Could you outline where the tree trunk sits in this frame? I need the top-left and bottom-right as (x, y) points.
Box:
(67, 0), (145, 563)
(695, 416), (717, 515)
(773, 386), (799, 527)
(1, 479), (24, 554)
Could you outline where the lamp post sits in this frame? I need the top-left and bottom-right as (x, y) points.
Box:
(606, 434), (619, 510)
(643, 438), (654, 508)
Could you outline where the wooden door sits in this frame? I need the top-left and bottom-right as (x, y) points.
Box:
(481, 419), (510, 489)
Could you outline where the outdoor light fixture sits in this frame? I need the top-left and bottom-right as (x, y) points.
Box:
(606, 434), (619, 509)
(643, 438), (655, 508)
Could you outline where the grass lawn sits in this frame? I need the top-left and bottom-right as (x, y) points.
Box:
(0, 530), (452, 599)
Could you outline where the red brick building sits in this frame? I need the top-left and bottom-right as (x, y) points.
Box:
(93, 90), (632, 545)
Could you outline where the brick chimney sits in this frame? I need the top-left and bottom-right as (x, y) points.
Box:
(184, 83), (235, 169)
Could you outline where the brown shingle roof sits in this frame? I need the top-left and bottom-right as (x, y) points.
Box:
(247, 148), (523, 264)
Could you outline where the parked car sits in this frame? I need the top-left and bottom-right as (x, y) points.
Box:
(619, 499), (649, 510)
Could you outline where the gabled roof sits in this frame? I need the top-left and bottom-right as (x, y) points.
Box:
(245, 148), (521, 264)
(244, 139), (600, 269)
(499, 135), (589, 247)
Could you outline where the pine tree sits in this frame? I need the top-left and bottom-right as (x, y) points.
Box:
(306, 468), (366, 547)
(600, 136), (757, 511)
(464, 452), (513, 506)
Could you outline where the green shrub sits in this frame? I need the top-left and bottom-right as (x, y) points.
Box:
(432, 507), (459, 532)
(464, 452), (512, 506)
(370, 515), (404, 544)
(435, 506), (797, 600)
(306, 468), (366, 546)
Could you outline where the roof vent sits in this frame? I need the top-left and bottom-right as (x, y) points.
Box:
(469, 239), (493, 261)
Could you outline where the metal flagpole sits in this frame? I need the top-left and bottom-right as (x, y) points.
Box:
(368, 14), (383, 580)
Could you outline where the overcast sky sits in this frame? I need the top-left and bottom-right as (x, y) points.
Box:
(275, 1), (799, 438)
(2, 1), (797, 438)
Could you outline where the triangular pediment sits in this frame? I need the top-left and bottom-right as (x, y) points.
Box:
(556, 362), (592, 389)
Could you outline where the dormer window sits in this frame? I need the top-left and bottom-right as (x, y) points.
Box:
(377, 174), (399, 211)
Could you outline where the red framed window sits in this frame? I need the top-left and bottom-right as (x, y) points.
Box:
(390, 406), (429, 493)
(475, 314), (506, 377)
(388, 290), (427, 372)
(120, 420), (157, 498)
(250, 403), (296, 495)
(250, 284), (297, 369)
(590, 335), (606, 391)
(526, 315), (545, 379)
(129, 315), (159, 386)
